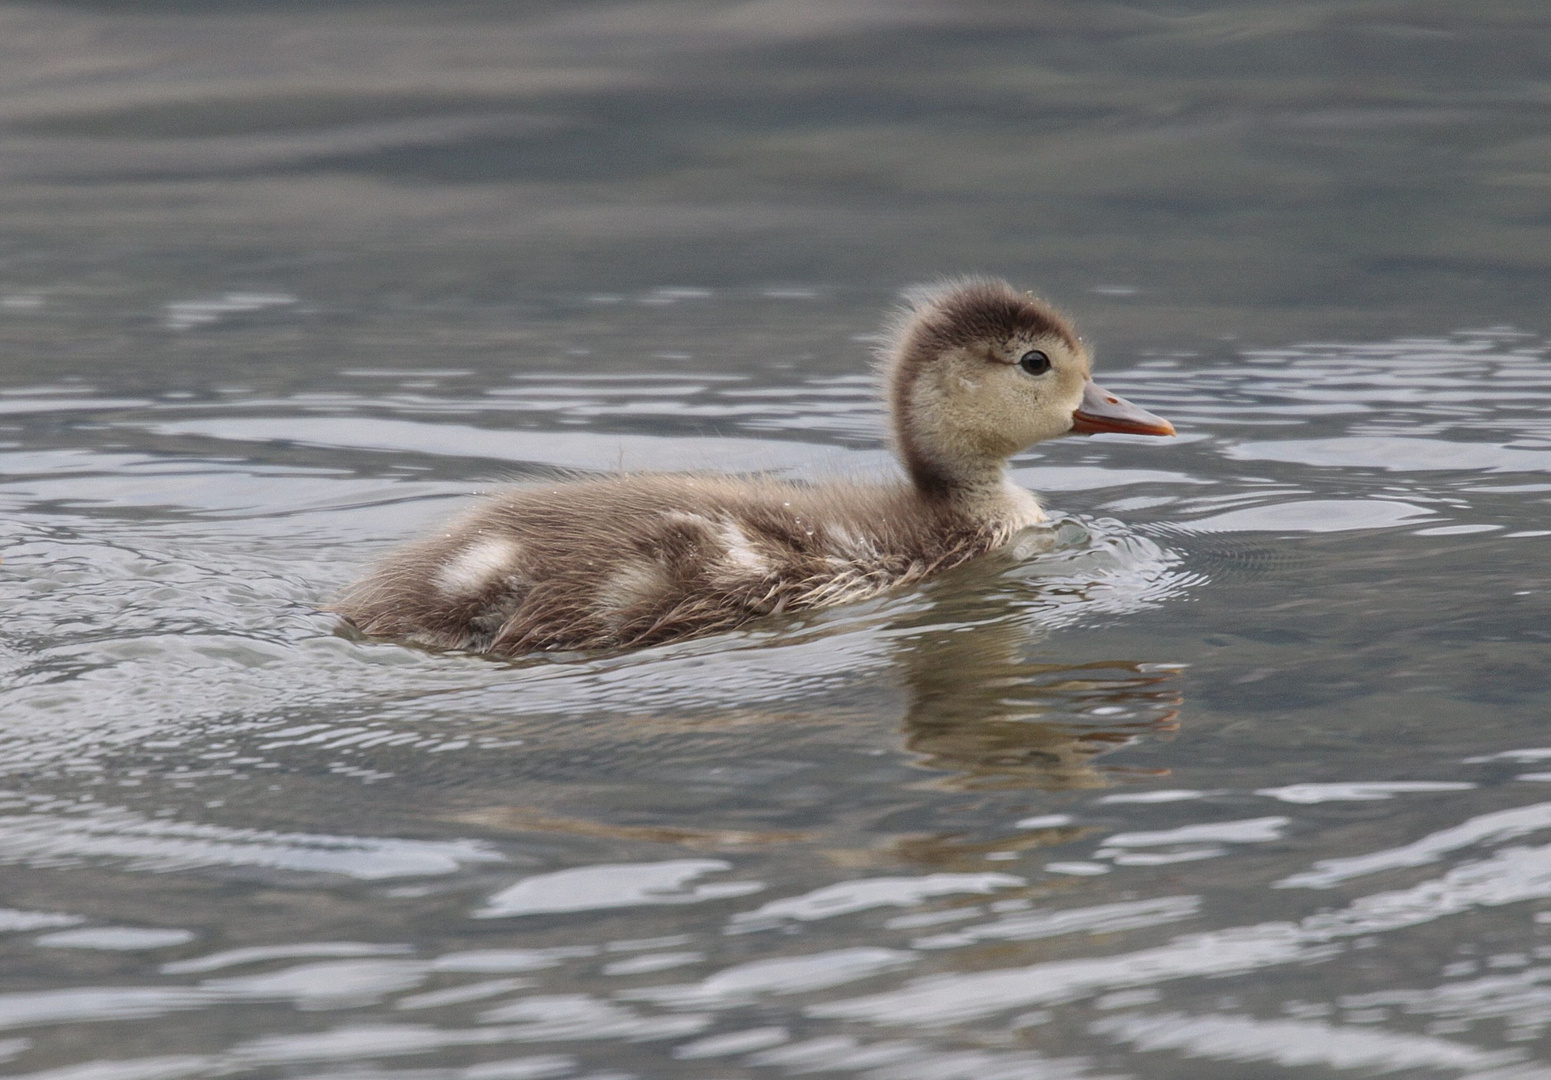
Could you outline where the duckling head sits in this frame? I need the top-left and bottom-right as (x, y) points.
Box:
(883, 278), (1173, 497)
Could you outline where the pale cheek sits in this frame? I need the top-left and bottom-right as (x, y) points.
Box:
(1017, 412), (1067, 447)
(973, 401), (1037, 455)
(1005, 386), (1058, 441)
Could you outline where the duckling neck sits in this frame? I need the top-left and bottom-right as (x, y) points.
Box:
(905, 457), (1045, 531)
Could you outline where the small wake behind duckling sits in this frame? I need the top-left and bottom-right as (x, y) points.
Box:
(332, 279), (1175, 656)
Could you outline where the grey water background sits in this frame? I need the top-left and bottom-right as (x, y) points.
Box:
(2, 2), (1550, 1078)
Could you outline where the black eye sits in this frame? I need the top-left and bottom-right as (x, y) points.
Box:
(1019, 350), (1051, 375)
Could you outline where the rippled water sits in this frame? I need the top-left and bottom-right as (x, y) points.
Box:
(4, 4), (1551, 1079)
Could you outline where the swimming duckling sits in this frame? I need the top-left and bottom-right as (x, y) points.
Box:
(333, 279), (1173, 655)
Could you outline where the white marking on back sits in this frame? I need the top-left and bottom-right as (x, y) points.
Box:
(825, 522), (879, 561)
(597, 559), (669, 615)
(716, 520), (767, 574)
(658, 510), (767, 578)
(436, 536), (522, 596)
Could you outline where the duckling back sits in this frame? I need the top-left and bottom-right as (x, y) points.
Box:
(333, 474), (1020, 655)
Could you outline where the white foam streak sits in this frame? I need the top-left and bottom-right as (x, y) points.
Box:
(815, 839), (1551, 1027)
(473, 995), (709, 1040)
(3, 1054), (218, 1080)
(1099, 816), (1289, 848)
(35, 928), (195, 951)
(1277, 802), (1551, 888)
(0, 805), (503, 880)
(200, 960), (433, 1009)
(623, 948), (916, 1007)
(1090, 1010), (1519, 1072)
(0, 909), (84, 933)
(1176, 499), (1434, 533)
(731, 874), (1022, 925)
(163, 942), (414, 975)
(910, 897), (1202, 950)
(0, 988), (212, 1032)
(1259, 781), (1477, 803)
(475, 860), (763, 918)
(1226, 437), (1551, 474)
(809, 924), (1322, 1025)
(1341, 966), (1551, 1031)
(1300, 843), (1551, 938)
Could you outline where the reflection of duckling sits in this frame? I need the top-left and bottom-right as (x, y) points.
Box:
(901, 652), (1181, 792)
(334, 279), (1173, 654)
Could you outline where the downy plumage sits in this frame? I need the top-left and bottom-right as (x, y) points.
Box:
(333, 279), (1173, 654)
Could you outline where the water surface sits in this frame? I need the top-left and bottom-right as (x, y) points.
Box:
(2, 4), (1550, 1079)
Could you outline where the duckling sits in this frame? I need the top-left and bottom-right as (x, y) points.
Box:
(333, 278), (1173, 655)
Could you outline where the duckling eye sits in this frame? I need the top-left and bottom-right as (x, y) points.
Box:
(1018, 350), (1051, 376)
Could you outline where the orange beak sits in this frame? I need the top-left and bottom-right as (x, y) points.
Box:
(1070, 380), (1175, 437)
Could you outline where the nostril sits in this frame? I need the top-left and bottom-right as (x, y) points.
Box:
(1106, 396), (1118, 404)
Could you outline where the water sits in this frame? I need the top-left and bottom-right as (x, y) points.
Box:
(2, 3), (1550, 1078)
